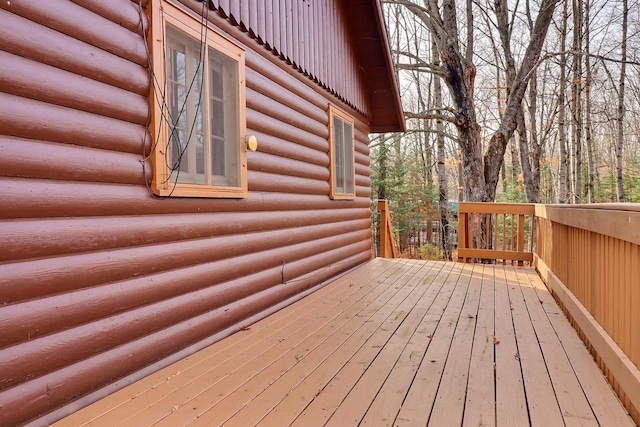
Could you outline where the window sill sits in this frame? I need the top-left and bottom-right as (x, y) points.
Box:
(153, 183), (249, 199)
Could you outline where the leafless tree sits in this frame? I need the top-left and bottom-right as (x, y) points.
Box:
(616, 0), (628, 201)
(571, 0), (584, 203)
(557, 0), (569, 203)
(584, 0), (596, 203)
(390, 0), (560, 202)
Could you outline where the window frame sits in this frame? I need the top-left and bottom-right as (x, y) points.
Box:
(328, 105), (356, 200)
(150, 0), (248, 198)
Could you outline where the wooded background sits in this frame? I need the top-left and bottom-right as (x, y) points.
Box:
(373, 0), (640, 258)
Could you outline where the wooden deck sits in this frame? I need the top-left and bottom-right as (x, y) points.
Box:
(55, 258), (634, 427)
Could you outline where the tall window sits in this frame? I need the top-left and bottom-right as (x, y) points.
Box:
(151, 1), (247, 197)
(329, 105), (355, 199)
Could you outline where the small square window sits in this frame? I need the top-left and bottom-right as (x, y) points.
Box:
(150, 1), (247, 198)
(328, 105), (355, 199)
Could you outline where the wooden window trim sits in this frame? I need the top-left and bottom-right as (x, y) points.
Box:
(150, 0), (248, 198)
(328, 105), (356, 200)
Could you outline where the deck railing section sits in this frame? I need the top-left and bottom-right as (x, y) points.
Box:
(535, 204), (640, 424)
(376, 200), (397, 258)
(457, 202), (535, 264)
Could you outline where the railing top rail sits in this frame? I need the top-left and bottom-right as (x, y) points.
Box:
(458, 202), (535, 215)
(537, 202), (640, 214)
(536, 204), (640, 247)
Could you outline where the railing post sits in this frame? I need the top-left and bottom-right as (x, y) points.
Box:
(377, 200), (397, 258)
(457, 211), (468, 263)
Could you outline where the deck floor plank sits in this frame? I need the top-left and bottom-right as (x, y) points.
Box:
(254, 261), (446, 427)
(260, 261), (453, 427)
(357, 264), (462, 426)
(493, 264), (529, 426)
(428, 263), (483, 426)
(53, 258), (634, 427)
(338, 262), (457, 426)
(462, 264), (496, 427)
(254, 262), (445, 427)
(505, 265), (565, 427)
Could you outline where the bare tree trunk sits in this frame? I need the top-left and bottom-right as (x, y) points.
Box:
(433, 42), (450, 260)
(399, 0), (486, 202)
(525, 0), (541, 203)
(501, 161), (507, 194)
(458, 153), (464, 201)
(484, 8), (509, 197)
(444, 0), (486, 202)
(377, 135), (387, 200)
(528, 70), (541, 202)
(517, 109), (536, 202)
(616, 0), (628, 202)
(571, 0), (583, 204)
(558, 0), (569, 203)
(584, 0), (595, 203)
(510, 140), (520, 183)
(413, 69), (433, 196)
(495, 0), (521, 193)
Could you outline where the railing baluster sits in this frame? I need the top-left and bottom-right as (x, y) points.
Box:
(502, 214), (507, 252)
(517, 214), (525, 266)
(493, 213), (498, 256)
(377, 200), (397, 259)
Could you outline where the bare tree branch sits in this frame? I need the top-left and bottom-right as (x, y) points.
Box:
(404, 109), (458, 124)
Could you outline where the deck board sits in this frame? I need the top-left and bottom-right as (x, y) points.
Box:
(506, 265), (564, 427)
(428, 263), (481, 427)
(54, 258), (634, 427)
(462, 264), (496, 427)
(494, 264), (529, 426)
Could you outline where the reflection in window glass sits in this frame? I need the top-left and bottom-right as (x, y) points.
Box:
(165, 25), (240, 188)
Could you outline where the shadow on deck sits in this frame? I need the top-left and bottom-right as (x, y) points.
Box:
(55, 258), (634, 426)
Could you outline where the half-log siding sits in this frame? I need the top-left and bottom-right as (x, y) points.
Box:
(0, 0), (396, 425)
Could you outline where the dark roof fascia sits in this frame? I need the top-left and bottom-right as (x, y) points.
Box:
(370, 0), (406, 132)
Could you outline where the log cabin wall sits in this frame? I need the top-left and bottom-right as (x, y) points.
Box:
(0, 0), (392, 424)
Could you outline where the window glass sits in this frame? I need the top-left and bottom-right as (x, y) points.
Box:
(334, 116), (344, 193)
(343, 122), (354, 194)
(329, 106), (355, 199)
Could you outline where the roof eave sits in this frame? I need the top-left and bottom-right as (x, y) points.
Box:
(371, 0), (406, 132)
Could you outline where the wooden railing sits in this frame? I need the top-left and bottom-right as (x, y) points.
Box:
(377, 200), (397, 258)
(457, 202), (535, 264)
(457, 202), (640, 424)
(535, 204), (640, 424)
